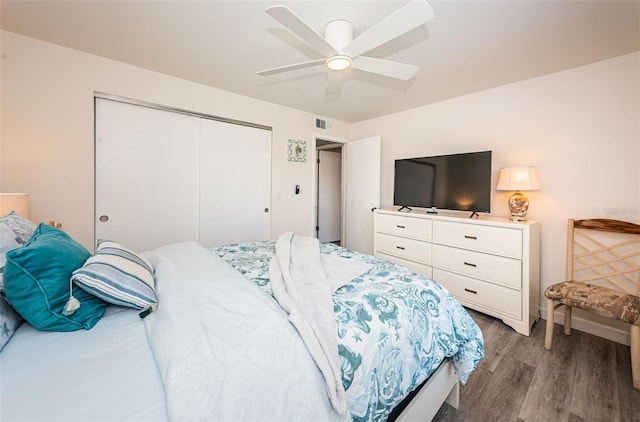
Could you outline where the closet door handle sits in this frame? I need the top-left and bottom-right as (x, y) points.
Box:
(464, 235), (477, 240)
(396, 225), (405, 229)
(464, 262), (477, 268)
(396, 246), (405, 250)
(464, 288), (478, 295)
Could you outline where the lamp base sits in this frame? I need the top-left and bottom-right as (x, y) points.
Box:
(509, 215), (528, 222)
(508, 191), (529, 221)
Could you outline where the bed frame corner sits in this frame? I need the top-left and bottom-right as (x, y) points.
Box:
(395, 360), (460, 422)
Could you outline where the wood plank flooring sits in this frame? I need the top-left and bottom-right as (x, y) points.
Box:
(432, 309), (640, 422)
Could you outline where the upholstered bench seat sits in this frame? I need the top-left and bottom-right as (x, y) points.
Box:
(545, 282), (640, 326)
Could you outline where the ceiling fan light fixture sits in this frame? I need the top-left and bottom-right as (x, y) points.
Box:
(260, 2), (434, 79)
(326, 55), (352, 71)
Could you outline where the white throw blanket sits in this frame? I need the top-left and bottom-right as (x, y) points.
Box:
(269, 233), (371, 415)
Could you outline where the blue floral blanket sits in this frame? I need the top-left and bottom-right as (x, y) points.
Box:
(213, 241), (484, 422)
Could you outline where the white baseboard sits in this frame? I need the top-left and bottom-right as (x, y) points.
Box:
(540, 304), (631, 346)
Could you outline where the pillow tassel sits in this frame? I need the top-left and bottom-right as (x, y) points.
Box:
(62, 279), (80, 316)
(138, 303), (157, 319)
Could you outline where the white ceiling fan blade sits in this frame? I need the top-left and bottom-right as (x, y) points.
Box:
(351, 56), (419, 80)
(266, 5), (337, 57)
(343, 0), (433, 58)
(325, 71), (343, 101)
(257, 59), (325, 76)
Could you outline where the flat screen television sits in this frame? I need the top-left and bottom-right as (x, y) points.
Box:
(393, 151), (492, 214)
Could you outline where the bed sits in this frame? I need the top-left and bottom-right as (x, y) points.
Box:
(0, 213), (484, 422)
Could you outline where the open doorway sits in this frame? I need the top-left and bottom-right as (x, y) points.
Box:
(316, 140), (343, 245)
(312, 134), (380, 254)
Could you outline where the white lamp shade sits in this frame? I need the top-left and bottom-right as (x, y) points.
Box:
(496, 167), (540, 191)
(0, 193), (30, 217)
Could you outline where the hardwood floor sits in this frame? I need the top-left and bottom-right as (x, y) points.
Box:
(432, 309), (640, 422)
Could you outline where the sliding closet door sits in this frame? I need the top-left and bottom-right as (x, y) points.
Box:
(198, 118), (271, 247)
(95, 98), (200, 252)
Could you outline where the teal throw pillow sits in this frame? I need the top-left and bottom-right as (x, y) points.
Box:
(3, 224), (107, 331)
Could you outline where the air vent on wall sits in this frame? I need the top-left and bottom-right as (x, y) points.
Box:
(315, 118), (331, 130)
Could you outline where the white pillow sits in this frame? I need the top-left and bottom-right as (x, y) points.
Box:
(0, 211), (36, 246)
(0, 222), (25, 351)
(0, 224), (20, 291)
(71, 240), (157, 315)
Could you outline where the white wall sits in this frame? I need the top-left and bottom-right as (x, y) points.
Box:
(0, 31), (350, 248)
(351, 52), (640, 343)
(2, 30), (639, 343)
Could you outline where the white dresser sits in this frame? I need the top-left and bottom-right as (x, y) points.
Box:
(373, 208), (540, 336)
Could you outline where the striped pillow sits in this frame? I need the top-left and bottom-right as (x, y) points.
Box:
(72, 240), (157, 315)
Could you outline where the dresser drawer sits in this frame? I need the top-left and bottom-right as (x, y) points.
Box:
(377, 252), (433, 279)
(375, 233), (431, 265)
(433, 269), (522, 320)
(376, 213), (432, 241)
(433, 244), (522, 290)
(433, 221), (522, 259)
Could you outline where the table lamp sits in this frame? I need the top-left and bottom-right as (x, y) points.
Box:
(0, 193), (30, 217)
(496, 167), (539, 221)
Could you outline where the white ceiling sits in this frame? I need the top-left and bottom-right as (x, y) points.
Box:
(2, 0), (639, 123)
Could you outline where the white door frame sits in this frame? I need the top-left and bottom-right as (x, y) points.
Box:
(312, 133), (349, 244)
(316, 148), (342, 243)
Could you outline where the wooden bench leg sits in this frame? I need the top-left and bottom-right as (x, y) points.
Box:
(632, 324), (639, 390)
(563, 305), (572, 335)
(545, 298), (555, 350)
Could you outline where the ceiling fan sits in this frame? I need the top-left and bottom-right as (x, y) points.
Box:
(257, 0), (434, 81)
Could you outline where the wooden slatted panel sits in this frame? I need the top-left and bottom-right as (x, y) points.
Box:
(571, 219), (640, 296)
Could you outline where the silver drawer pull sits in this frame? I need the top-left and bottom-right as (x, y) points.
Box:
(396, 225), (405, 229)
(464, 262), (477, 268)
(396, 246), (405, 250)
(464, 288), (478, 295)
(464, 235), (477, 240)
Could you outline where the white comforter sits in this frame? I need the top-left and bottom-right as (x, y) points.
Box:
(142, 242), (350, 421)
